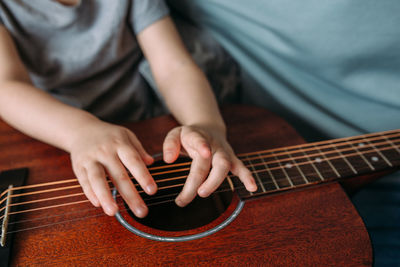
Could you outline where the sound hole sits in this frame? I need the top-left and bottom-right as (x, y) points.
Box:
(125, 157), (233, 231)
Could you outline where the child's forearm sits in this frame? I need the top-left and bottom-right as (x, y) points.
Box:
(136, 17), (226, 134)
(0, 80), (100, 152)
(157, 62), (226, 134)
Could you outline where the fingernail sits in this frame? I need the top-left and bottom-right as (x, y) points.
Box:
(91, 199), (100, 207)
(250, 180), (257, 191)
(105, 204), (117, 216)
(175, 198), (185, 207)
(146, 184), (157, 195)
(135, 204), (147, 218)
(146, 155), (154, 164)
(164, 152), (174, 162)
(198, 188), (207, 197)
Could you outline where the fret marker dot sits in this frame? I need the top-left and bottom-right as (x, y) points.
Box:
(315, 157), (322, 163)
(285, 163), (293, 169)
(358, 143), (365, 147)
(371, 156), (379, 162)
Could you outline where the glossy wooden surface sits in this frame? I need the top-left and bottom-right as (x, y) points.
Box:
(0, 105), (372, 266)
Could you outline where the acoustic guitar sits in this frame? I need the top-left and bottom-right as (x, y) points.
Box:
(0, 105), (399, 266)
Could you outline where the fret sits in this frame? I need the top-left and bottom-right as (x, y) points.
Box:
(350, 138), (391, 170)
(366, 134), (400, 169)
(215, 176), (235, 195)
(312, 145), (341, 178)
(250, 154), (280, 192)
(363, 138), (392, 167)
(269, 152), (293, 188)
(231, 158), (253, 198)
(232, 130), (400, 201)
(326, 136), (399, 178)
(381, 133), (400, 155)
(346, 140), (375, 170)
(229, 175), (251, 198)
(1, 185), (12, 247)
(240, 157), (254, 196)
(234, 154), (280, 199)
(284, 148), (323, 183)
(329, 141), (358, 175)
(231, 130), (400, 200)
(259, 153), (280, 190)
(283, 149), (309, 185)
(336, 141), (373, 174)
(299, 150), (325, 181)
(378, 143), (400, 167)
(246, 155), (266, 193)
(226, 176), (234, 192)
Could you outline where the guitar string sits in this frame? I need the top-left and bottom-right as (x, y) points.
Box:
(244, 132), (400, 163)
(6, 207), (119, 235)
(4, 151), (399, 234)
(1, 138), (398, 205)
(9, 174), (320, 229)
(6, 183), (233, 229)
(0, 139), (399, 214)
(0, 132), (397, 201)
(6, 188), (202, 226)
(1, 136), (398, 212)
(1, 130), (398, 199)
(6, 194), (214, 235)
(0, 156), (377, 224)
(1, 131), (398, 201)
(0, 163), (193, 199)
(5, 180), (323, 235)
(1, 142), (398, 224)
(5, 151), (391, 235)
(240, 129), (400, 157)
(5, 132), (400, 234)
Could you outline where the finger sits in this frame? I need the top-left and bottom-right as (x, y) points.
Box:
(72, 163), (100, 207)
(104, 154), (149, 218)
(117, 146), (157, 195)
(119, 182), (148, 218)
(86, 162), (118, 216)
(175, 155), (211, 207)
(181, 128), (211, 159)
(197, 151), (231, 198)
(231, 157), (257, 192)
(127, 131), (154, 165)
(163, 127), (182, 163)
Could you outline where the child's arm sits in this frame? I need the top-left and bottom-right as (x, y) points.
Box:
(0, 26), (157, 218)
(137, 17), (257, 207)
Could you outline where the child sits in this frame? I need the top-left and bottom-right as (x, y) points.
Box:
(0, 0), (257, 218)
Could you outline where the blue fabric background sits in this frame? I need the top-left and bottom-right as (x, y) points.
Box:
(169, 1), (400, 265)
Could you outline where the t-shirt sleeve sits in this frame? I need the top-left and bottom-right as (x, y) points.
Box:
(131, 0), (169, 34)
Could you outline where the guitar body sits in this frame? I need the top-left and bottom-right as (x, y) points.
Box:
(0, 105), (372, 266)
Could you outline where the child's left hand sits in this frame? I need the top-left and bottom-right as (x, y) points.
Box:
(162, 124), (257, 207)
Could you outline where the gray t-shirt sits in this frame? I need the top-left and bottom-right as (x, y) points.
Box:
(0, 0), (169, 121)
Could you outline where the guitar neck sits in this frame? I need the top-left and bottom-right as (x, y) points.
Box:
(233, 129), (400, 199)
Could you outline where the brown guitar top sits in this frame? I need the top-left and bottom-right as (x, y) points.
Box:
(0, 105), (372, 266)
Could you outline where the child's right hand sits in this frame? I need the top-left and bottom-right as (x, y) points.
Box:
(67, 119), (156, 218)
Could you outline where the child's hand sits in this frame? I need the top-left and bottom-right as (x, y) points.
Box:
(162, 125), (258, 207)
(68, 120), (156, 218)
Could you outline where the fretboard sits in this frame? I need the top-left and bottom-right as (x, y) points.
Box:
(232, 129), (400, 199)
